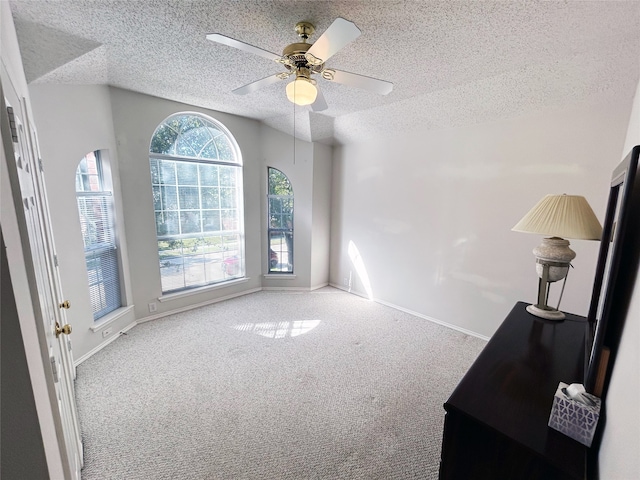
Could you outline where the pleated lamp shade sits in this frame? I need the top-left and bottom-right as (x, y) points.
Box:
(512, 194), (602, 240)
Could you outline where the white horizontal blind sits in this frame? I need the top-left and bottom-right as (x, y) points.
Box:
(76, 152), (121, 320)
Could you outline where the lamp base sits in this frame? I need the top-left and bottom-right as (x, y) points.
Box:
(526, 304), (566, 321)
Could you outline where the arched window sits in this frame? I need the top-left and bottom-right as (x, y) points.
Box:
(267, 167), (293, 273)
(149, 113), (244, 293)
(76, 151), (122, 320)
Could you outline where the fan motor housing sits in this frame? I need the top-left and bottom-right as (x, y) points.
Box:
(282, 42), (324, 73)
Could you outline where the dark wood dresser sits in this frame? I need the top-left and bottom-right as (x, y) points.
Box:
(439, 302), (590, 479)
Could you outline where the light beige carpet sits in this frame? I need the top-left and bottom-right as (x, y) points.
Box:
(76, 288), (486, 479)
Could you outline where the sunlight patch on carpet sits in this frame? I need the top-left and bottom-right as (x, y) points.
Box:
(232, 320), (321, 338)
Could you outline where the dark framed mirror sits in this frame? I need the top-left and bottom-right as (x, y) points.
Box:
(585, 145), (639, 394)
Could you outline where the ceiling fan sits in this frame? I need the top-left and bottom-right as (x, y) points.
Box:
(206, 18), (393, 112)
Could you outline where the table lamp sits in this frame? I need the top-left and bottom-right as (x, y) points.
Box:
(512, 194), (602, 320)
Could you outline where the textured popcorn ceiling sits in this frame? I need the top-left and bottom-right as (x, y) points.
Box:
(9, 0), (640, 145)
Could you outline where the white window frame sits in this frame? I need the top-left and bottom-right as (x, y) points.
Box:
(267, 167), (294, 274)
(149, 112), (244, 294)
(75, 150), (122, 321)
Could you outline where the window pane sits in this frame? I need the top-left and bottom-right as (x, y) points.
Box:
(269, 230), (293, 273)
(79, 196), (113, 247)
(150, 159), (160, 184)
(221, 210), (238, 231)
(178, 114), (205, 133)
(159, 238), (183, 259)
(201, 187), (219, 209)
(184, 254), (206, 287)
(180, 211), (201, 234)
(150, 124), (179, 155)
(78, 156), (88, 174)
(200, 164), (219, 186)
(152, 186), (162, 210)
(268, 167), (292, 195)
(221, 256), (240, 277)
(222, 234), (239, 253)
(267, 167), (293, 274)
(162, 186), (178, 210)
(281, 198), (293, 215)
(85, 248), (121, 318)
(203, 211), (221, 232)
(160, 247), (186, 292)
(269, 197), (281, 214)
(178, 186), (200, 209)
(202, 235), (222, 252)
(180, 126), (213, 158)
(150, 114), (237, 164)
(177, 162), (198, 185)
(220, 187), (236, 209)
(214, 136), (233, 161)
(159, 161), (177, 184)
(219, 166), (236, 186)
(200, 140), (218, 160)
(156, 211), (179, 236)
(176, 141), (197, 158)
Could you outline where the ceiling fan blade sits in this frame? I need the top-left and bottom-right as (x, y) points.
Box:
(325, 69), (393, 95)
(310, 89), (328, 112)
(232, 74), (283, 95)
(206, 33), (282, 62)
(306, 18), (361, 63)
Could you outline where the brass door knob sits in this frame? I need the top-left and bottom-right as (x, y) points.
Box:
(59, 300), (71, 309)
(55, 322), (72, 338)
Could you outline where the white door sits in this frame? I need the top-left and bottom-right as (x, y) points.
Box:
(2, 69), (83, 479)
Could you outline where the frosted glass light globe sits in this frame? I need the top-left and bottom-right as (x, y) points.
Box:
(286, 78), (317, 106)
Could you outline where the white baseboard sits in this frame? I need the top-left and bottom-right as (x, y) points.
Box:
(262, 283), (329, 292)
(138, 287), (262, 324)
(329, 282), (490, 341)
(74, 321), (137, 367)
(329, 282), (369, 299)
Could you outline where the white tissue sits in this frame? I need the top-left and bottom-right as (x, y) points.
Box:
(566, 383), (586, 398)
(565, 383), (595, 406)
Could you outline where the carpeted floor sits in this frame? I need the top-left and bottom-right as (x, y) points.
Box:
(75, 288), (486, 479)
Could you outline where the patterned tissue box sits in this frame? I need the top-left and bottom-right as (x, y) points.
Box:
(548, 382), (601, 447)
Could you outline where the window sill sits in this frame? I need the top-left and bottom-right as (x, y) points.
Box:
(158, 277), (250, 303)
(90, 305), (135, 332)
(263, 274), (297, 280)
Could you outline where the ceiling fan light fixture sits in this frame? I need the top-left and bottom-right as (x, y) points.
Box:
(286, 77), (317, 106)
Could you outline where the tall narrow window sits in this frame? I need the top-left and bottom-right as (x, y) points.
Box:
(268, 167), (293, 273)
(150, 113), (244, 293)
(76, 151), (122, 320)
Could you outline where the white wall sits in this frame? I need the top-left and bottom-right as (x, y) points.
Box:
(598, 78), (640, 479)
(258, 125), (332, 291)
(330, 101), (631, 337)
(108, 87), (265, 319)
(310, 142), (332, 290)
(260, 124), (315, 290)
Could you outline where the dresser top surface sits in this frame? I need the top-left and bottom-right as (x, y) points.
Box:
(445, 301), (588, 476)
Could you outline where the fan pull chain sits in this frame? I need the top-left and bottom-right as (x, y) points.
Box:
(293, 81), (296, 165)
